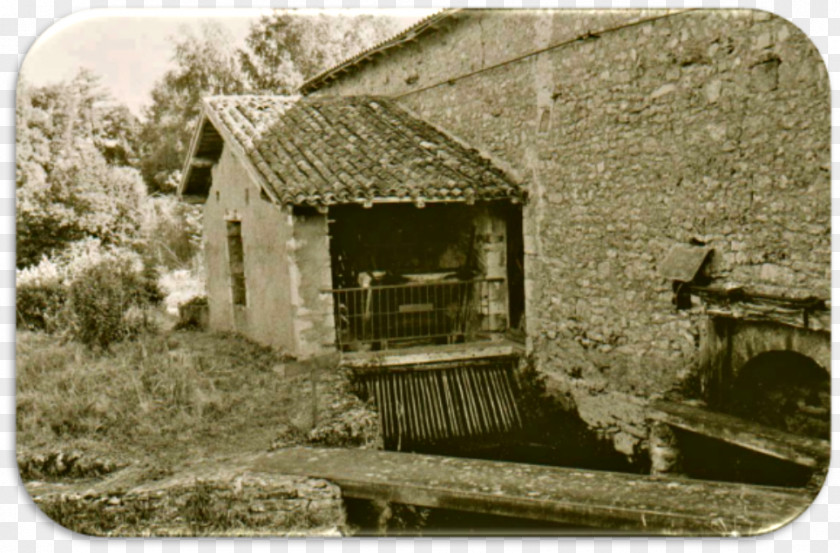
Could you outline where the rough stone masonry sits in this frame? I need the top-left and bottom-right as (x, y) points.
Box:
(312, 9), (830, 461)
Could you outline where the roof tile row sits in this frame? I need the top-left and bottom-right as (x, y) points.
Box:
(201, 95), (524, 207)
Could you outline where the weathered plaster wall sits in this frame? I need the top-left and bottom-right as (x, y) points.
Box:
(204, 147), (296, 353)
(318, 9), (830, 460)
(289, 211), (336, 358)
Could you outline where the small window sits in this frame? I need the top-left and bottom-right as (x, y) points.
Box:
(215, 190), (220, 203)
(226, 221), (247, 306)
(245, 188), (250, 205)
(538, 108), (551, 133)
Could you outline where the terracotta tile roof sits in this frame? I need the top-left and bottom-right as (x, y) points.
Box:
(197, 95), (524, 207)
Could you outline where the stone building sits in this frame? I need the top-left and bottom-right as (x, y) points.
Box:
(181, 9), (830, 473)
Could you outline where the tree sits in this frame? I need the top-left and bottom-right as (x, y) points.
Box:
(16, 71), (146, 268)
(17, 140), (147, 268)
(138, 23), (248, 193)
(239, 12), (402, 93)
(17, 70), (139, 171)
(139, 14), (403, 192)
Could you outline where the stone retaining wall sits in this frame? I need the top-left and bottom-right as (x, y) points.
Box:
(32, 469), (345, 537)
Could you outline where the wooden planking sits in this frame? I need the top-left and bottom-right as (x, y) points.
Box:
(361, 363), (522, 449)
(251, 447), (815, 536)
(648, 400), (830, 468)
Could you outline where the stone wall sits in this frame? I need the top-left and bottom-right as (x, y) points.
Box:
(33, 470), (344, 536)
(316, 9), (830, 460)
(700, 316), (830, 407)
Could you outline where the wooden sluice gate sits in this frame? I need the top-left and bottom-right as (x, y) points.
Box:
(343, 341), (525, 449)
(326, 341), (819, 534)
(356, 360), (522, 449)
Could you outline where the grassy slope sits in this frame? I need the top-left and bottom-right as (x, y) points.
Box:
(17, 329), (378, 487)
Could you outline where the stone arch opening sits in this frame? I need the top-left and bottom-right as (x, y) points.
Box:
(727, 350), (829, 440)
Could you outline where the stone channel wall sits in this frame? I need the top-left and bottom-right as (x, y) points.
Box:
(315, 9), (830, 460)
(32, 470), (345, 537)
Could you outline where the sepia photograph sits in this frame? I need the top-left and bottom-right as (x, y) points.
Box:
(15, 7), (830, 537)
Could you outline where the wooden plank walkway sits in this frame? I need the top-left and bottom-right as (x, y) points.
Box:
(250, 447), (815, 536)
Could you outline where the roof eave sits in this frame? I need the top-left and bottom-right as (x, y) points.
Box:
(200, 98), (286, 207)
(177, 107), (211, 200)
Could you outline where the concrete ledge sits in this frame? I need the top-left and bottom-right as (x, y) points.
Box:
(648, 400), (830, 469)
(253, 446), (815, 536)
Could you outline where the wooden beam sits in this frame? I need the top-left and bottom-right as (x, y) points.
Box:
(190, 157), (216, 169)
(342, 339), (525, 370)
(180, 194), (208, 205)
(648, 400), (830, 468)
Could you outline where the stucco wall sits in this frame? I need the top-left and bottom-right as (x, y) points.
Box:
(316, 9), (830, 460)
(289, 211), (336, 358)
(204, 147), (296, 353)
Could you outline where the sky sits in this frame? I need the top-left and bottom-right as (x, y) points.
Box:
(19, 9), (432, 117)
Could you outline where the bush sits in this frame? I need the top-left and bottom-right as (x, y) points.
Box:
(16, 282), (66, 332)
(16, 239), (164, 348)
(16, 255), (66, 331)
(65, 258), (157, 350)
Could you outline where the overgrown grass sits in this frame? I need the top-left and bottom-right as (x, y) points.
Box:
(16, 330), (376, 475)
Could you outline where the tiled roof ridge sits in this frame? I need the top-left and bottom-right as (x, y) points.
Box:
(299, 9), (459, 95)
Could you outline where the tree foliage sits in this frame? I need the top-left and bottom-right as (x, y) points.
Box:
(239, 13), (402, 93)
(139, 14), (402, 192)
(138, 23), (248, 193)
(16, 70), (146, 268)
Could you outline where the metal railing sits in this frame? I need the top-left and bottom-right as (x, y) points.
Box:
(329, 278), (505, 351)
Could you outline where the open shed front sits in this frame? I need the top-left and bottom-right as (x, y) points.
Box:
(326, 201), (524, 353)
(179, 94), (527, 360)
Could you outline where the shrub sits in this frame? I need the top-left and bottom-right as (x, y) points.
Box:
(65, 258), (157, 350)
(16, 282), (66, 332)
(16, 256), (66, 331)
(16, 239), (164, 347)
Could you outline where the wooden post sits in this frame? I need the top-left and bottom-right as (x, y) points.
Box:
(310, 373), (318, 429)
(701, 316), (732, 408)
(372, 499), (393, 535)
(649, 422), (682, 476)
